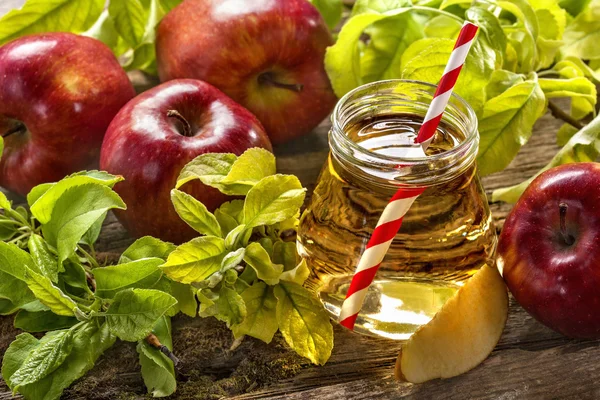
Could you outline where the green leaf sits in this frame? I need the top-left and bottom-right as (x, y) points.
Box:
(9, 329), (75, 390)
(423, 14), (461, 39)
(105, 288), (177, 342)
(160, 236), (226, 284)
(168, 281), (197, 317)
(280, 259), (310, 285)
(0, 243), (37, 314)
(215, 200), (244, 236)
(224, 224), (252, 250)
(401, 37), (493, 112)
(160, 0), (183, 12)
(59, 259), (90, 297)
(108, 0), (147, 48)
(30, 171), (123, 224)
(80, 212), (106, 247)
(562, 0), (600, 60)
(325, 10), (408, 96)
(465, 7), (507, 69)
(94, 258), (164, 298)
(309, 0), (343, 29)
(177, 149), (276, 195)
(137, 316), (176, 397)
(42, 183), (126, 266)
(540, 75), (597, 100)
(14, 310), (77, 332)
(197, 288), (218, 316)
(215, 286), (246, 327)
(539, 76), (597, 118)
(1, 334), (40, 390)
(273, 241), (299, 272)
(7, 322), (115, 400)
(0, 219), (18, 241)
(82, 10), (129, 57)
(352, 0), (412, 15)
(27, 183), (54, 208)
(232, 282), (278, 343)
(557, 123), (578, 146)
(120, 236), (176, 263)
(243, 175), (306, 229)
(219, 148), (277, 195)
(274, 282), (333, 365)
(244, 243), (284, 286)
(28, 235), (59, 283)
(559, 0), (592, 16)
(477, 74), (546, 176)
(221, 248), (246, 272)
(0, 0), (104, 45)
(493, 113), (600, 203)
(485, 70), (526, 99)
(0, 190), (11, 210)
(25, 268), (78, 317)
(359, 13), (425, 84)
(171, 189), (222, 237)
(176, 153), (237, 189)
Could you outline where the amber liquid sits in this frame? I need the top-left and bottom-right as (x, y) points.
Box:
(297, 115), (497, 340)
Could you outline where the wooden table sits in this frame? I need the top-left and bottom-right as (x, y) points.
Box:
(2, 1), (600, 399)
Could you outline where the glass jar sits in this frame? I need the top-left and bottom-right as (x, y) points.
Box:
(297, 80), (497, 340)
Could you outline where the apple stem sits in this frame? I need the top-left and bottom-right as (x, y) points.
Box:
(2, 122), (26, 138)
(167, 110), (193, 137)
(258, 72), (303, 93)
(559, 202), (575, 246)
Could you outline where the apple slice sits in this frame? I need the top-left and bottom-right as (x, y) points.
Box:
(395, 264), (508, 383)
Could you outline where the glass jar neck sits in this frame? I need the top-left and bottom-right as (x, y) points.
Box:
(330, 80), (479, 190)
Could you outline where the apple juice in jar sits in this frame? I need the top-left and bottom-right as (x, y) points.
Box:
(297, 80), (497, 340)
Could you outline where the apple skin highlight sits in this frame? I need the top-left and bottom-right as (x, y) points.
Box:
(498, 162), (600, 339)
(100, 79), (272, 244)
(156, 0), (338, 144)
(0, 33), (136, 195)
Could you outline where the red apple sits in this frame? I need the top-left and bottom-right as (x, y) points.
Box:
(155, 0), (337, 144)
(100, 79), (272, 244)
(498, 162), (600, 339)
(0, 33), (136, 195)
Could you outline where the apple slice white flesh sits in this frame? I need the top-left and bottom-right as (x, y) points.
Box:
(395, 264), (508, 383)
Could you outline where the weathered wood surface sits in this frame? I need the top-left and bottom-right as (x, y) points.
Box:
(2, 1), (600, 399)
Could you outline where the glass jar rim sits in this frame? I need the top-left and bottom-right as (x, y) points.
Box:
(330, 79), (478, 165)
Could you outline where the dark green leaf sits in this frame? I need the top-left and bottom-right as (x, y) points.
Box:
(9, 329), (75, 390)
(14, 310), (77, 332)
(137, 316), (176, 397)
(42, 183), (126, 266)
(105, 289), (177, 342)
(0, 243), (37, 314)
(94, 258), (164, 298)
(309, 0), (343, 29)
(215, 286), (246, 327)
(8, 322), (115, 400)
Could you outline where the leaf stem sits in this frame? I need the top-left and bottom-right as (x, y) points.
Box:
(548, 101), (585, 130)
(78, 246), (100, 269)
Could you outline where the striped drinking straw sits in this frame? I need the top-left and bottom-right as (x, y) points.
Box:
(339, 21), (480, 330)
